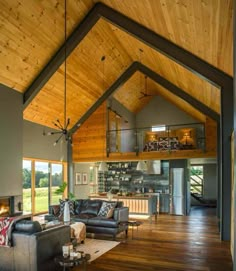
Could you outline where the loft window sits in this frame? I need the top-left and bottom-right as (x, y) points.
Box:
(151, 125), (166, 132)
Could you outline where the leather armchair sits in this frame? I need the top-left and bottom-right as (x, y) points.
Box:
(0, 220), (71, 271)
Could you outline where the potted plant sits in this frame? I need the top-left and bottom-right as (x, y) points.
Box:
(55, 181), (75, 200)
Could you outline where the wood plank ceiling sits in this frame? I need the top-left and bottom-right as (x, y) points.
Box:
(0, 0), (233, 130)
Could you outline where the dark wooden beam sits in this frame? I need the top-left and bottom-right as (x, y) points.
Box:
(97, 3), (233, 89)
(70, 61), (220, 134)
(69, 62), (139, 134)
(23, 4), (100, 108)
(137, 63), (220, 122)
(23, 2), (233, 109)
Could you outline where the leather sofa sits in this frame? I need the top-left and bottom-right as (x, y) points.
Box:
(0, 219), (70, 271)
(45, 199), (129, 240)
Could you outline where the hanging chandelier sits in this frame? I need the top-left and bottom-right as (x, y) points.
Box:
(45, 0), (71, 146)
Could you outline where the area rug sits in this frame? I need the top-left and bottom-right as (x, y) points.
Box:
(76, 238), (120, 262)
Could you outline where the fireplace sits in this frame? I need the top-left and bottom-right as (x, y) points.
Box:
(0, 197), (10, 216)
(0, 196), (21, 217)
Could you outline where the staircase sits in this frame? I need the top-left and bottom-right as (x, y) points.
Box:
(191, 192), (216, 207)
(190, 172), (216, 207)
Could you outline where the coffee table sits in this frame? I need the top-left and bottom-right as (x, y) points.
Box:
(54, 253), (90, 271)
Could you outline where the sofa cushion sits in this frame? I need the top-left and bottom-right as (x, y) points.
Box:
(74, 199), (84, 215)
(59, 199), (75, 216)
(98, 202), (117, 218)
(71, 213), (96, 224)
(15, 220), (42, 234)
(87, 217), (119, 228)
(80, 200), (102, 216)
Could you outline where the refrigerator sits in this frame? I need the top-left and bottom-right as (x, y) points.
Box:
(169, 168), (185, 215)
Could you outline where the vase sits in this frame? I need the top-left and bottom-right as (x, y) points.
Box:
(63, 200), (70, 223)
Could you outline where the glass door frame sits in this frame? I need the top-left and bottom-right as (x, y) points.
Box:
(23, 158), (67, 215)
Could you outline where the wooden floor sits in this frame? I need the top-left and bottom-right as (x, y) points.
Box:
(73, 207), (233, 271)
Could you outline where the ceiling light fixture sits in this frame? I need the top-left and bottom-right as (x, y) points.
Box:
(136, 160), (147, 171)
(44, 0), (72, 146)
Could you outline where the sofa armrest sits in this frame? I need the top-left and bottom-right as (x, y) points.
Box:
(113, 207), (129, 222)
(12, 225), (70, 271)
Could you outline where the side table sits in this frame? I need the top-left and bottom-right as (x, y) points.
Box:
(128, 221), (142, 239)
(54, 253), (90, 271)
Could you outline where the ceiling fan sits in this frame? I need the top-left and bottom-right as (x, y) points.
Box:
(139, 75), (158, 100)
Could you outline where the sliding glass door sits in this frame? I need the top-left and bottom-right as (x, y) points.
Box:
(34, 161), (49, 214)
(22, 160), (32, 212)
(51, 163), (63, 205)
(22, 159), (65, 215)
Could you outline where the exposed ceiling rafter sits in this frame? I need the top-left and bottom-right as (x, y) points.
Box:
(23, 2), (232, 110)
(70, 61), (220, 135)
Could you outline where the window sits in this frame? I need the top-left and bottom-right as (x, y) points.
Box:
(151, 125), (166, 132)
(190, 166), (203, 196)
(22, 159), (66, 214)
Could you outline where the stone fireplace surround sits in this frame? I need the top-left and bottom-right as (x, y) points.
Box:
(0, 195), (23, 216)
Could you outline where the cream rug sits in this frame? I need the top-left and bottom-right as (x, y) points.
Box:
(76, 238), (120, 262)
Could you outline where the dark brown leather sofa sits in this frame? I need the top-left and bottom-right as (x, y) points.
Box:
(45, 199), (129, 240)
(0, 219), (70, 271)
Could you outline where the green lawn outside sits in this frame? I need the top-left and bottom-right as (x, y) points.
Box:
(23, 187), (61, 213)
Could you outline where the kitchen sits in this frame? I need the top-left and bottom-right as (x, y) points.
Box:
(76, 159), (189, 217)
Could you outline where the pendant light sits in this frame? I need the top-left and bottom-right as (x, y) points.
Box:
(136, 160), (147, 171)
(98, 161), (108, 172)
(146, 160), (161, 174)
(98, 55), (108, 172)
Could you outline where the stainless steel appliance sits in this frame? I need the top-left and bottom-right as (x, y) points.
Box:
(169, 168), (185, 215)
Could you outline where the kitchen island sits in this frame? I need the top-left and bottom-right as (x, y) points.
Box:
(89, 194), (157, 217)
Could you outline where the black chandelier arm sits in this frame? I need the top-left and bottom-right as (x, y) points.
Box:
(65, 118), (70, 129)
(54, 133), (64, 146)
(53, 119), (64, 129)
(46, 131), (63, 136)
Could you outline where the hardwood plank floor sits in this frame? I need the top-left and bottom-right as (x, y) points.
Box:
(73, 207), (233, 271)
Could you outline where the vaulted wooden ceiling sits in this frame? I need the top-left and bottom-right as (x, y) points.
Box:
(0, 0), (233, 131)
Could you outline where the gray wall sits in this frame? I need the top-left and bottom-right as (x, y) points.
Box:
(23, 120), (67, 161)
(109, 98), (136, 152)
(203, 164), (217, 199)
(136, 96), (198, 128)
(73, 162), (97, 199)
(0, 84), (23, 197)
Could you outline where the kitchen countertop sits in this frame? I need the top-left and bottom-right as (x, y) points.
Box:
(89, 194), (162, 199)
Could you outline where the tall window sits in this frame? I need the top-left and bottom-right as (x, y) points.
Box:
(190, 165), (203, 196)
(22, 160), (32, 212)
(22, 159), (65, 214)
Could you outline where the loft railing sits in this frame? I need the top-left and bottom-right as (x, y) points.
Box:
(106, 122), (205, 156)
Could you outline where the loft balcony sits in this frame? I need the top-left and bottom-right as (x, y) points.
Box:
(106, 122), (216, 161)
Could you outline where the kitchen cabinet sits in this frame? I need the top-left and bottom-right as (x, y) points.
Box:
(159, 193), (170, 213)
(97, 161), (169, 195)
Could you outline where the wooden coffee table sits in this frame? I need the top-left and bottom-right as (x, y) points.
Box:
(55, 253), (90, 271)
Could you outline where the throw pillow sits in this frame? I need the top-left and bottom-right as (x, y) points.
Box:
(59, 199), (75, 216)
(98, 202), (116, 218)
(51, 205), (60, 216)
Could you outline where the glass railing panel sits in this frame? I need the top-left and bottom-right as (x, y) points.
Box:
(107, 122), (205, 155)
